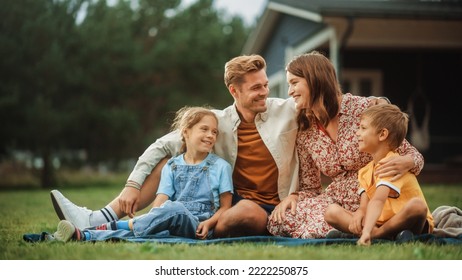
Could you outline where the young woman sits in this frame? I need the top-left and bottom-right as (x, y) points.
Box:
(268, 51), (424, 239)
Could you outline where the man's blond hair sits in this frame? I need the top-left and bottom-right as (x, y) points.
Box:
(224, 55), (266, 88)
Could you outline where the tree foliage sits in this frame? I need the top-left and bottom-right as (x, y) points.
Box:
(0, 0), (249, 187)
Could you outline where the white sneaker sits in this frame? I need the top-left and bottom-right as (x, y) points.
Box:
(53, 220), (76, 242)
(50, 190), (92, 229)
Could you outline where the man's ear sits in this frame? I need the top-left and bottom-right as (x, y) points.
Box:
(229, 84), (237, 98)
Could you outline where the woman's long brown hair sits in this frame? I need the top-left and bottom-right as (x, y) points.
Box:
(286, 51), (342, 131)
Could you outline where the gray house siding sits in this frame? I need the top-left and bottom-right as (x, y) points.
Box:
(262, 14), (325, 77)
(246, 0), (462, 168)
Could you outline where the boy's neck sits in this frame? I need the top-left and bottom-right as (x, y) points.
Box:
(183, 151), (209, 164)
(370, 146), (392, 164)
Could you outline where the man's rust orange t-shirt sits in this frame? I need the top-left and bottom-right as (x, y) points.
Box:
(232, 121), (280, 206)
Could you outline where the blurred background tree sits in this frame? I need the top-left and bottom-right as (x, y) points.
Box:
(0, 0), (250, 188)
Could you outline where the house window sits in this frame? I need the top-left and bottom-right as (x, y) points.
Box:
(268, 71), (286, 98)
(341, 69), (382, 97)
(270, 84), (282, 98)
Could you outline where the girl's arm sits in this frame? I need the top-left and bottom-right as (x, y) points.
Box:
(195, 192), (232, 239)
(152, 162), (174, 208)
(152, 194), (169, 208)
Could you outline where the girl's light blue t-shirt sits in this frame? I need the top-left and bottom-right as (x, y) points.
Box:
(157, 153), (233, 210)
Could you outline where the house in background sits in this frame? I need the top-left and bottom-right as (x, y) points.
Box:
(243, 0), (462, 178)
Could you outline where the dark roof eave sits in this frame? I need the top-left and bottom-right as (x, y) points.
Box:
(243, 0), (462, 54)
(270, 0), (462, 20)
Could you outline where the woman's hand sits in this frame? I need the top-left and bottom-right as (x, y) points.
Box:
(367, 96), (391, 106)
(269, 193), (298, 224)
(375, 154), (415, 181)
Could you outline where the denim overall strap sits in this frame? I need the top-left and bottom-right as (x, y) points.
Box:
(203, 154), (219, 211)
(169, 154), (216, 219)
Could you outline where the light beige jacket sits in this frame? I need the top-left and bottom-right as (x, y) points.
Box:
(127, 98), (299, 200)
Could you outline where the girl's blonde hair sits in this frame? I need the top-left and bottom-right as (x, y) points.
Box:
(361, 104), (409, 150)
(171, 106), (218, 153)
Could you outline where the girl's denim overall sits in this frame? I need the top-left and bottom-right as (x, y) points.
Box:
(86, 156), (217, 241)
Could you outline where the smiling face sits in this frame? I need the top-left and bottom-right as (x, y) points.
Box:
(229, 69), (269, 122)
(183, 115), (218, 155)
(285, 52), (342, 131)
(356, 115), (381, 154)
(287, 71), (310, 110)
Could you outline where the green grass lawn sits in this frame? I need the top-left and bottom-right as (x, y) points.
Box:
(1, 184), (461, 260)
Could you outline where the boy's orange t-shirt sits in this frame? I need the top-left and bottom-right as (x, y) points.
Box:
(358, 151), (434, 232)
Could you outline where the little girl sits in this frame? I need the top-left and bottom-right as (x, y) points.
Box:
(53, 106), (233, 241)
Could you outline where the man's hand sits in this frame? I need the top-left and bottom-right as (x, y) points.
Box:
(118, 186), (141, 218)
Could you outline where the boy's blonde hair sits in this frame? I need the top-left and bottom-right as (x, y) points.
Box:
(361, 104), (409, 150)
(224, 54), (266, 88)
(171, 106), (218, 153)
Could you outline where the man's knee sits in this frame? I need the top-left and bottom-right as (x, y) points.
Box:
(234, 200), (267, 223)
(215, 200), (268, 237)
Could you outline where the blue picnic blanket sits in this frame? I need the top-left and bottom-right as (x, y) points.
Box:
(23, 231), (462, 245)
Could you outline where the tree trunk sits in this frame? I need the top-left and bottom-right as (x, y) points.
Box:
(41, 149), (56, 189)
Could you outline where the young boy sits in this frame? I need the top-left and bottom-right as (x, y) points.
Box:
(324, 104), (434, 245)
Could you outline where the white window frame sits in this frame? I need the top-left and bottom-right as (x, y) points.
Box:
(341, 69), (383, 97)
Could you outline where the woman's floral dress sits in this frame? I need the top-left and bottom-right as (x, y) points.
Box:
(267, 94), (424, 238)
